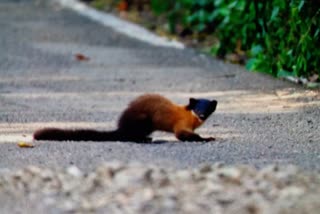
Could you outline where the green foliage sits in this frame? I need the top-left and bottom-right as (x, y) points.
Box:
(90, 0), (119, 10)
(150, 0), (320, 81)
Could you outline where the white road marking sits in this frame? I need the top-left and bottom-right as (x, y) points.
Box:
(54, 0), (184, 49)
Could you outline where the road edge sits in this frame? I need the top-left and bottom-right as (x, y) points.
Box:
(53, 0), (184, 49)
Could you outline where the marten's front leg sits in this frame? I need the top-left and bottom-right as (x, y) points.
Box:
(175, 130), (215, 142)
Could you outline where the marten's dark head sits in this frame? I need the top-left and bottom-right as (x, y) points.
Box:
(187, 98), (217, 121)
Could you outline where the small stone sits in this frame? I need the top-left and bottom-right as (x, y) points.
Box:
(66, 166), (83, 178)
(216, 195), (234, 206)
(279, 186), (305, 199)
(201, 182), (224, 196)
(25, 166), (42, 176)
(199, 164), (212, 173)
(40, 169), (55, 181)
(149, 168), (170, 187)
(113, 167), (150, 188)
(141, 188), (155, 200)
(174, 170), (192, 181)
(216, 167), (242, 184)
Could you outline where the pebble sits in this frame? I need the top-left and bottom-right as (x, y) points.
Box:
(66, 166), (83, 178)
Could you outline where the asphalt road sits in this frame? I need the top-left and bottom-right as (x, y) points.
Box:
(0, 0), (320, 172)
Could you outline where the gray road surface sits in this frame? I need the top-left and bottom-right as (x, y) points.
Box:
(0, 0), (320, 172)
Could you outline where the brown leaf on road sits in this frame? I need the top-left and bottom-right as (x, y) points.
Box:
(75, 53), (90, 61)
(17, 142), (35, 148)
(118, 0), (128, 12)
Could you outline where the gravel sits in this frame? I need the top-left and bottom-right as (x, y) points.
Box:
(0, 163), (319, 213)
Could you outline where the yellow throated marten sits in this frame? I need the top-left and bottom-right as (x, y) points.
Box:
(34, 94), (217, 142)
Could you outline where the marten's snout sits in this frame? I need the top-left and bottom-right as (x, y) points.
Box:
(188, 98), (217, 120)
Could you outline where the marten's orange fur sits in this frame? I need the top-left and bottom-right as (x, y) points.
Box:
(34, 94), (217, 142)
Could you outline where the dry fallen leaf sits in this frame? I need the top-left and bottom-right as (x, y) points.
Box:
(75, 53), (90, 61)
(117, 0), (128, 12)
(18, 142), (34, 148)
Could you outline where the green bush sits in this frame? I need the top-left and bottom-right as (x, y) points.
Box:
(151, 0), (320, 81)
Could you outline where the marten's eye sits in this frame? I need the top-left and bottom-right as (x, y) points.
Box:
(199, 114), (205, 119)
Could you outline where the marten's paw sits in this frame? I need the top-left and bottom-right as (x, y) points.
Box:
(134, 137), (152, 143)
(202, 137), (216, 142)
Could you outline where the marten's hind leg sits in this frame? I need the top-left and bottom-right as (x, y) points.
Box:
(175, 129), (215, 142)
(117, 113), (154, 142)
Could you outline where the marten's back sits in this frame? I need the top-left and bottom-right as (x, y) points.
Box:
(118, 94), (200, 133)
(126, 94), (175, 116)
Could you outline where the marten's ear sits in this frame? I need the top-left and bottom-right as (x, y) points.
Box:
(211, 100), (218, 112)
(187, 98), (198, 110)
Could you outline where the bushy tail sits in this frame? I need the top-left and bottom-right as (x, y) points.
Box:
(33, 128), (121, 141)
